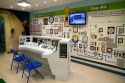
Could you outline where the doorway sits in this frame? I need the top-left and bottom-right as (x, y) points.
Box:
(0, 16), (5, 52)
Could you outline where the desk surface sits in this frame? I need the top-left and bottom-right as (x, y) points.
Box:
(19, 45), (56, 56)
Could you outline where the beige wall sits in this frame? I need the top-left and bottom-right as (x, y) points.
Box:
(0, 10), (24, 52)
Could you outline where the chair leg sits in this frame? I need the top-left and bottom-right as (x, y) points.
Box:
(27, 71), (31, 83)
(16, 62), (19, 73)
(22, 68), (25, 78)
(34, 69), (44, 79)
(10, 60), (14, 70)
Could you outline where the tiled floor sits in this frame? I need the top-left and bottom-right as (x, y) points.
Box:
(0, 53), (125, 83)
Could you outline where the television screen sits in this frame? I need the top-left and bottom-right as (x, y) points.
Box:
(69, 12), (86, 25)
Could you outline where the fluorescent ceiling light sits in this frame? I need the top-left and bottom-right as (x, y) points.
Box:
(54, 0), (58, 2)
(17, 0), (31, 7)
(10, 6), (14, 9)
(43, 1), (47, 3)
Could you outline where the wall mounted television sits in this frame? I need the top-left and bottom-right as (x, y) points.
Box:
(69, 12), (86, 25)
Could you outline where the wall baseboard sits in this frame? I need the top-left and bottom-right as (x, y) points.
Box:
(71, 59), (125, 76)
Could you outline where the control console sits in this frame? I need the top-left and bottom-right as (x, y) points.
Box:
(19, 36), (71, 80)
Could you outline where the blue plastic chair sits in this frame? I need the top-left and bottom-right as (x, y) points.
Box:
(10, 49), (29, 73)
(22, 61), (44, 83)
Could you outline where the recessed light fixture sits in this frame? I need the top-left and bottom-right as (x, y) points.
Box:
(22, 7), (25, 10)
(35, 3), (38, 7)
(28, 6), (31, 8)
(43, 1), (47, 3)
(54, 0), (58, 2)
(17, 0), (31, 7)
(10, 6), (14, 9)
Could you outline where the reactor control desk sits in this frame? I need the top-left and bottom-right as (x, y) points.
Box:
(19, 36), (71, 80)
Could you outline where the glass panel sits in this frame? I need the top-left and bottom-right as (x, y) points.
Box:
(0, 16), (5, 52)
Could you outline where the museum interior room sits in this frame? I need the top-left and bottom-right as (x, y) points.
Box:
(0, 0), (125, 83)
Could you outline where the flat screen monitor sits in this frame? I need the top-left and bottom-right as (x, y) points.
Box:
(33, 38), (38, 43)
(69, 12), (86, 25)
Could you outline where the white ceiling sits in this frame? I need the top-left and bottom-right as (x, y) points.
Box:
(0, 0), (81, 12)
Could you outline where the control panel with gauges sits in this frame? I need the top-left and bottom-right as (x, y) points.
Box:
(19, 36), (71, 80)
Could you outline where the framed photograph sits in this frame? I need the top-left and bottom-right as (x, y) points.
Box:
(114, 51), (118, 57)
(107, 27), (115, 34)
(79, 44), (82, 48)
(43, 18), (48, 25)
(96, 47), (99, 51)
(57, 26), (61, 32)
(34, 19), (38, 24)
(49, 16), (54, 24)
(33, 19), (38, 24)
(60, 17), (64, 22)
(90, 46), (95, 50)
(104, 37), (109, 41)
(123, 53), (125, 58)
(118, 52), (123, 57)
(82, 31), (87, 36)
(55, 17), (58, 22)
(99, 28), (103, 32)
(50, 29), (53, 34)
(65, 17), (68, 21)
(43, 26), (45, 29)
(91, 42), (96, 46)
(54, 29), (58, 34)
(91, 34), (97, 39)
(73, 26), (78, 33)
(118, 38), (123, 43)
(101, 46), (105, 52)
(46, 29), (50, 34)
(119, 28), (124, 34)
(64, 21), (69, 27)
(107, 48), (112, 53)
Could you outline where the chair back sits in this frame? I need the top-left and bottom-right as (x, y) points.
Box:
(21, 54), (30, 62)
(11, 49), (18, 55)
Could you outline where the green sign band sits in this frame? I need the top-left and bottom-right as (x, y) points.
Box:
(35, 1), (125, 18)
